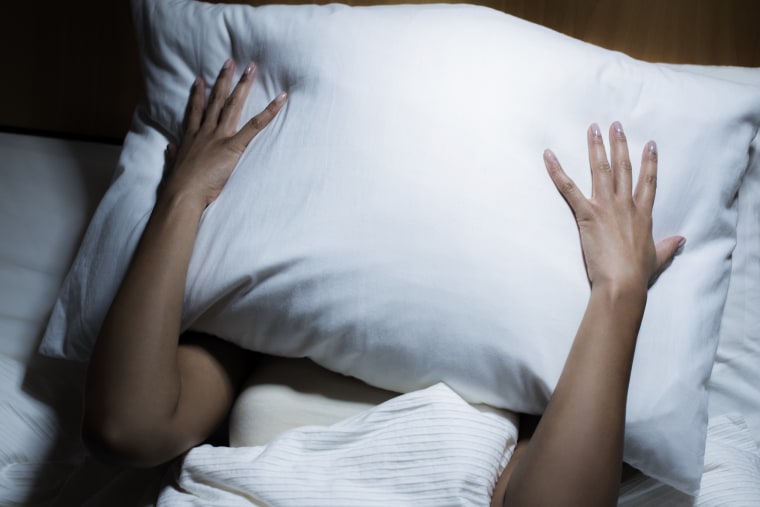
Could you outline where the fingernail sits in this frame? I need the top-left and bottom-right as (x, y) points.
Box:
(613, 121), (624, 134)
(223, 58), (233, 70)
(543, 149), (556, 162)
(275, 91), (288, 104)
(647, 141), (658, 161)
(676, 237), (687, 254)
(591, 123), (602, 139)
(192, 76), (201, 90)
(243, 62), (255, 79)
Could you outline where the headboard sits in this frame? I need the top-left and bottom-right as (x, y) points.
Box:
(2, 0), (758, 142)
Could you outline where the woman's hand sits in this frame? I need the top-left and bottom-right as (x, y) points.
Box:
(495, 123), (685, 507)
(84, 59), (286, 467)
(543, 122), (684, 291)
(163, 58), (287, 208)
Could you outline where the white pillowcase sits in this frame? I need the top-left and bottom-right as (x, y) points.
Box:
(669, 66), (760, 448)
(619, 414), (760, 506)
(40, 0), (760, 494)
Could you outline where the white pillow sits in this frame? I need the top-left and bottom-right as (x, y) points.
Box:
(666, 66), (760, 448)
(618, 414), (760, 506)
(712, 126), (760, 433)
(40, 0), (760, 494)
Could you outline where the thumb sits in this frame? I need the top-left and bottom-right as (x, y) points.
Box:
(654, 235), (686, 275)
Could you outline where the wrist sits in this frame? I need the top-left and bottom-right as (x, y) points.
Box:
(591, 279), (648, 305)
(156, 184), (208, 214)
(153, 188), (207, 223)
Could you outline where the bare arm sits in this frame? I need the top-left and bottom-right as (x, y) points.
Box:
(492, 122), (684, 507)
(82, 59), (287, 467)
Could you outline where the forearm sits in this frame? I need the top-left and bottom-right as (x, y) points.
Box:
(500, 282), (646, 507)
(84, 192), (204, 457)
(492, 122), (681, 506)
(82, 61), (287, 467)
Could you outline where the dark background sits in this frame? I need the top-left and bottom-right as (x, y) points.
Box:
(2, 0), (759, 143)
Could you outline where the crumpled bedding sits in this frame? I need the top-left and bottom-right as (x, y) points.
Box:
(619, 414), (760, 506)
(158, 383), (519, 506)
(158, 383), (760, 506)
(0, 356), (166, 507)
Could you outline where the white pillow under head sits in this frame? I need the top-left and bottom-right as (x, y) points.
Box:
(40, 0), (760, 494)
(668, 65), (760, 448)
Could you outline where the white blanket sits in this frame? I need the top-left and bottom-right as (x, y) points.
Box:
(158, 383), (518, 506)
(159, 385), (760, 506)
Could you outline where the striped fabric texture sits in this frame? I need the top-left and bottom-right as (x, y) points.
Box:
(619, 413), (760, 506)
(158, 383), (518, 506)
(159, 385), (760, 506)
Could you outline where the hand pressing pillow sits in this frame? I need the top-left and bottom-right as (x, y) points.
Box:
(40, 0), (760, 494)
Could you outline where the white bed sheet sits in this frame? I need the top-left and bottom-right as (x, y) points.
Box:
(0, 133), (117, 363)
(0, 132), (165, 506)
(0, 100), (758, 504)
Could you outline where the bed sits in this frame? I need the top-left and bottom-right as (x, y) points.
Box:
(1, 0), (759, 505)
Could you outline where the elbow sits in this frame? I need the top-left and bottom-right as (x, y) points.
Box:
(81, 370), (186, 467)
(81, 408), (175, 468)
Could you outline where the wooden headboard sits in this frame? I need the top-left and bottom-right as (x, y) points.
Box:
(2, 0), (758, 142)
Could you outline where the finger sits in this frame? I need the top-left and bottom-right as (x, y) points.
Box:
(231, 92), (288, 149)
(587, 123), (613, 199)
(609, 121), (633, 197)
(633, 141), (658, 211)
(544, 149), (591, 219)
(653, 236), (686, 279)
(183, 77), (205, 135)
(219, 62), (257, 132)
(202, 59), (236, 129)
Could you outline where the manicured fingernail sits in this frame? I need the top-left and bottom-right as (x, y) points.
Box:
(223, 58), (233, 70)
(243, 63), (255, 79)
(649, 140), (657, 154)
(676, 237), (687, 254)
(591, 123), (602, 139)
(192, 76), (201, 90)
(612, 121), (624, 137)
(543, 149), (556, 162)
(275, 91), (288, 104)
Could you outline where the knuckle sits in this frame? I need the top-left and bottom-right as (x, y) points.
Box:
(561, 180), (577, 195)
(223, 138), (244, 154)
(617, 160), (633, 173)
(598, 161), (612, 174)
(188, 106), (200, 119)
(224, 95), (238, 110)
(248, 116), (261, 131)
